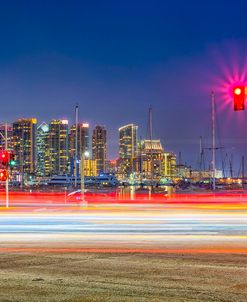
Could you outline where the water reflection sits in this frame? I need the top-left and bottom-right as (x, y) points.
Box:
(117, 185), (174, 200)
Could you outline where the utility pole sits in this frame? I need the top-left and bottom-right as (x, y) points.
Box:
(211, 91), (216, 191)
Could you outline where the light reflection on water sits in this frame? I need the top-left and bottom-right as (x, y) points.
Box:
(117, 186), (174, 200)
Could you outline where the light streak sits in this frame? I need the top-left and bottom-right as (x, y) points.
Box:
(0, 191), (246, 254)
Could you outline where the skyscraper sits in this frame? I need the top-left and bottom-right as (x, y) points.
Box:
(140, 139), (164, 180)
(162, 152), (176, 178)
(45, 119), (69, 176)
(12, 118), (37, 176)
(69, 122), (90, 176)
(119, 124), (138, 159)
(92, 125), (107, 174)
(69, 123), (89, 158)
(118, 124), (138, 176)
(36, 122), (49, 177)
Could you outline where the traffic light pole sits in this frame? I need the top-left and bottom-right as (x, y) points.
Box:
(0, 124), (9, 207)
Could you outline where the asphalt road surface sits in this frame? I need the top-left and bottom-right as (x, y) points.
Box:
(0, 194), (247, 253)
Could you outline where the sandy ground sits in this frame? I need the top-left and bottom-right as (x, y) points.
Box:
(0, 252), (246, 302)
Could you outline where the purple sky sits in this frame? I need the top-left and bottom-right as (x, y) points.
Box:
(1, 1), (247, 174)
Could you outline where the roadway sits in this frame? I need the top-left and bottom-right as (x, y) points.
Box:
(0, 192), (247, 253)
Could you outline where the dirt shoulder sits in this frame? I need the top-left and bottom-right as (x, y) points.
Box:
(0, 252), (246, 302)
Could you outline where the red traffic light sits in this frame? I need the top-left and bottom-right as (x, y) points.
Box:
(0, 150), (9, 166)
(233, 86), (245, 111)
(0, 169), (7, 181)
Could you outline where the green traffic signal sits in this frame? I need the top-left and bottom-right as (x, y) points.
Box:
(9, 160), (16, 166)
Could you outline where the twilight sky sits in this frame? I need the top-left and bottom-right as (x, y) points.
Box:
(1, 0), (247, 173)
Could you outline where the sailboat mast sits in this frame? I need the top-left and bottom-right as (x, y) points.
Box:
(199, 136), (202, 181)
(211, 91), (216, 190)
(139, 136), (143, 182)
(242, 155), (245, 188)
(230, 154), (233, 179)
(149, 107), (153, 185)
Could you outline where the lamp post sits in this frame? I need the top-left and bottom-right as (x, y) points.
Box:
(80, 151), (90, 201)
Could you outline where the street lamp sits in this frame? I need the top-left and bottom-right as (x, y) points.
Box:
(80, 151), (90, 201)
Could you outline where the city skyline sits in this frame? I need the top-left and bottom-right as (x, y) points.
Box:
(1, 1), (247, 169)
(0, 109), (244, 175)
(0, 118), (179, 182)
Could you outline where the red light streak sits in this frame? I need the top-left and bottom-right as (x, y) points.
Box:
(1, 191), (247, 205)
(0, 191), (247, 255)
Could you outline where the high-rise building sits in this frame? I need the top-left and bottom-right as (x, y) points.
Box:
(119, 124), (138, 159)
(118, 124), (138, 176)
(137, 139), (164, 180)
(45, 119), (69, 176)
(69, 123), (89, 159)
(13, 118), (37, 175)
(84, 159), (97, 176)
(69, 122), (90, 176)
(36, 122), (49, 177)
(162, 152), (176, 178)
(92, 125), (107, 174)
